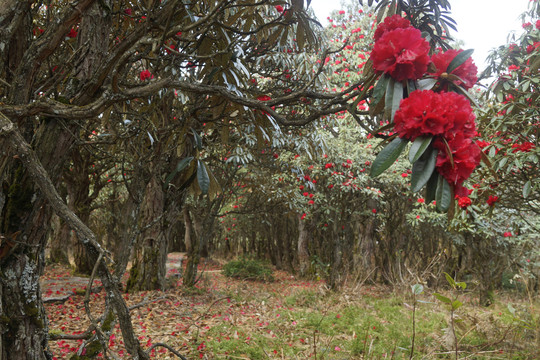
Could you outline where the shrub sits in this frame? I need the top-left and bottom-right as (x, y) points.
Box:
(222, 258), (274, 282)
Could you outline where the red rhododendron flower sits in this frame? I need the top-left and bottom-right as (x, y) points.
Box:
(433, 134), (481, 188)
(394, 90), (476, 141)
(511, 142), (535, 153)
(429, 49), (478, 90)
(257, 95), (272, 101)
(503, 231), (512, 237)
(486, 195), (499, 206)
(457, 196), (472, 209)
(67, 28), (77, 38)
(275, 5), (284, 13)
(371, 27), (430, 81)
(139, 69), (153, 81)
(339, 10), (346, 15)
(476, 140), (491, 149)
(374, 15), (411, 42)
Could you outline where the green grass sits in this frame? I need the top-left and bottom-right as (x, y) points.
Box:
(207, 286), (537, 359)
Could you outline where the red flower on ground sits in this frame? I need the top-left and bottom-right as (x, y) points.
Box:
(486, 195), (499, 206)
(139, 69), (153, 81)
(433, 134), (481, 189)
(429, 49), (478, 90)
(371, 27), (430, 81)
(394, 90), (476, 141)
(457, 196), (472, 209)
(374, 15), (411, 42)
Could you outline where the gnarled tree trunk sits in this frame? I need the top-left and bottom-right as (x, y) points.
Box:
(297, 214), (311, 277)
(126, 175), (167, 292)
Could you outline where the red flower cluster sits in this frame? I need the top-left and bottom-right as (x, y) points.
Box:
(433, 134), (481, 192)
(371, 26), (430, 81)
(394, 90), (476, 141)
(429, 49), (478, 90)
(457, 196), (472, 209)
(373, 15), (411, 42)
(511, 142), (535, 153)
(139, 69), (153, 81)
(67, 28), (77, 38)
(486, 195), (499, 206)
(257, 95), (272, 101)
(394, 90), (480, 192)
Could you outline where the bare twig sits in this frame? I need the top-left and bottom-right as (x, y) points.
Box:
(145, 343), (188, 359)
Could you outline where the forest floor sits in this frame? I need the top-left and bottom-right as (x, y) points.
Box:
(42, 254), (539, 359)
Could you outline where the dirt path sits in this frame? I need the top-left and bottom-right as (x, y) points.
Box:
(41, 252), (187, 301)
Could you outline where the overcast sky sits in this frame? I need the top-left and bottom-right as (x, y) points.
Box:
(309, 0), (531, 68)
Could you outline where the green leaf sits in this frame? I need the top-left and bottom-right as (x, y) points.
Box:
(192, 128), (203, 150)
(164, 156), (194, 188)
(370, 137), (408, 178)
(406, 79), (418, 95)
(409, 136), (433, 164)
(411, 284), (424, 295)
(523, 180), (532, 198)
(384, 77), (395, 119)
(197, 160), (210, 194)
(455, 282), (467, 290)
(451, 300), (463, 310)
(425, 171), (439, 203)
(444, 272), (456, 287)
(372, 74), (390, 106)
(411, 146), (437, 192)
(436, 176), (452, 212)
(433, 293), (452, 304)
(507, 303), (516, 315)
(388, 80), (403, 122)
(447, 49), (474, 74)
(417, 78), (437, 91)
